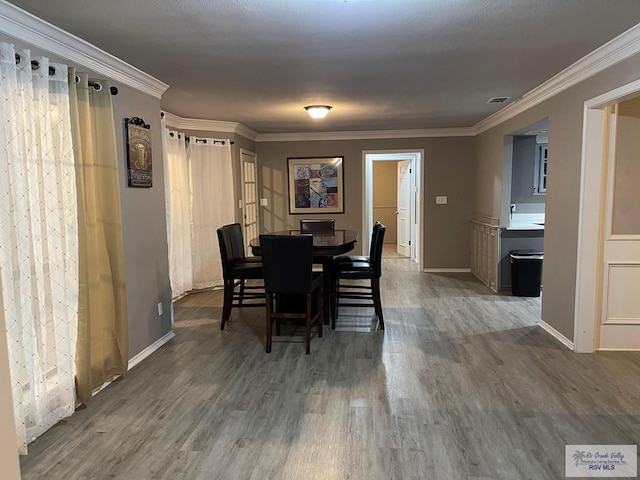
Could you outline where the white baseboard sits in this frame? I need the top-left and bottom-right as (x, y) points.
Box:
(128, 330), (175, 370)
(538, 320), (574, 350)
(597, 347), (640, 352)
(92, 330), (175, 397)
(422, 268), (471, 273)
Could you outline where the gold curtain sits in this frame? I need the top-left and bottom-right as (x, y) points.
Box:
(69, 70), (128, 404)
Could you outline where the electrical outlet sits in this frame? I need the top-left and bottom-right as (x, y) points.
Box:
(435, 195), (448, 205)
(157, 302), (163, 316)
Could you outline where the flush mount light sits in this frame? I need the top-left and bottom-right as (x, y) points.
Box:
(304, 105), (332, 119)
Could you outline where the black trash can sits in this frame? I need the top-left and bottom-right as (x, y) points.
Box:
(510, 249), (543, 297)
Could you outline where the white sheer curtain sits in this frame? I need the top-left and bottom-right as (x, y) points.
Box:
(164, 129), (193, 299)
(188, 137), (234, 289)
(0, 44), (78, 454)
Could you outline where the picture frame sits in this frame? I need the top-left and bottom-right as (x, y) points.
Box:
(287, 156), (344, 214)
(124, 117), (152, 188)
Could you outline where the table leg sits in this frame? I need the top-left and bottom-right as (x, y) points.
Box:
(320, 258), (333, 325)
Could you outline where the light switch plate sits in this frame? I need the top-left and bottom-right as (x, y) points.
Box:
(435, 195), (448, 205)
(260, 198), (268, 206)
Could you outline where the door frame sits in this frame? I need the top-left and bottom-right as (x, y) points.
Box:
(362, 150), (423, 265)
(574, 78), (640, 352)
(239, 149), (259, 251)
(396, 159), (412, 257)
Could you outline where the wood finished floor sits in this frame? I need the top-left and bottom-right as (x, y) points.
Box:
(19, 257), (640, 479)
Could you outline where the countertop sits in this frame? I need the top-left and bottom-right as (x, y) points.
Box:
(505, 213), (545, 231)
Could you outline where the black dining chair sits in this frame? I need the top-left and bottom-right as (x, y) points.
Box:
(332, 223), (386, 330)
(334, 221), (382, 264)
(217, 223), (264, 330)
(260, 234), (323, 354)
(300, 218), (335, 233)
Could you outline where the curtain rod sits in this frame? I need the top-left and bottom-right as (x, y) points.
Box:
(14, 53), (118, 95)
(165, 128), (234, 145)
(190, 137), (234, 145)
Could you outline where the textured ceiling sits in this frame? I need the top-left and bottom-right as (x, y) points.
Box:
(8, 0), (640, 133)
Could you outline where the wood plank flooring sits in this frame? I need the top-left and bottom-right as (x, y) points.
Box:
(19, 257), (640, 479)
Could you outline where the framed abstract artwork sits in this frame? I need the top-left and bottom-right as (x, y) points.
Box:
(287, 156), (344, 214)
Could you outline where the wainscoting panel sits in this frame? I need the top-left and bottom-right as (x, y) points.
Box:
(470, 220), (500, 292)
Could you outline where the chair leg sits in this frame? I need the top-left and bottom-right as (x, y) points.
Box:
(317, 288), (323, 338)
(266, 293), (273, 353)
(274, 293), (281, 336)
(331, 278), (339, 330)
(239, 279), (246, 305)
(305, 294), (312, 355)
(372, 278), (384, 330)
(221, 279), (234, 330)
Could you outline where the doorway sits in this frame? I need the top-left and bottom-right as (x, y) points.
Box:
(363, 150), (422, 264)
(240, 149), (259, 255)
(576, 86), (640, 352)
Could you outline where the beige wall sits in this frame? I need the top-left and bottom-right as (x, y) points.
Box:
(256, 136), (475, 269)
(475, 52), (640, 339)
(112, 86), (173, 359)
(373, 161), (398, 243)
(0, 294), (21, 479)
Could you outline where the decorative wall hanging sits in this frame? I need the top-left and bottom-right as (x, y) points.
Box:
(287, 156), (344, 214)
(124, 117), (152, 187)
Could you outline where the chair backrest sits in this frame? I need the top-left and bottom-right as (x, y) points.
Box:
(370, 223), (386, 277)
(300, 218), (335, 233)
(217, 224), (236, 279)
(227, 223), (248, 259)
(368, 221), (382, 259)
(260, 235), (314, 295)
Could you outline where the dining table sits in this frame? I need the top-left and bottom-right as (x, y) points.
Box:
(249, 229), (358, 325)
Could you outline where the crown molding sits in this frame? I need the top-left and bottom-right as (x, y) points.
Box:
(234, 123), (259, 142)
(474, 22), (640, 135)
(161, 112), (259, 141)
(0, 0), (169, 99)
(162, 112), (183, 129)
(256, 127), (474, 142)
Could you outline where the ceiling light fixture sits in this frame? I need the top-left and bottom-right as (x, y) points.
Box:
(304, 105), (332, 119)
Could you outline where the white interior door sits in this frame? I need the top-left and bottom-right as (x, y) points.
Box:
(397, 160), (411, 257)
(598, 99), (640, 350)
(241, 150), (259, 255)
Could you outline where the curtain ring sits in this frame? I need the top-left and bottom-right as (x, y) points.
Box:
(30, 60), (39, 71)
(48, 66), (56, 76)
(91, 82), (103, 92)
(15, 53), (21, 64)
(75, 75), (80, 84)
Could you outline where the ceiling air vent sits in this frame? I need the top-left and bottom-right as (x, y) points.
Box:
(487, 96), (511, 104)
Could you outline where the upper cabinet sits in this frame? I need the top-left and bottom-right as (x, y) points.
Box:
(533, 143), (548, 195)
(511, 136), (546, 204)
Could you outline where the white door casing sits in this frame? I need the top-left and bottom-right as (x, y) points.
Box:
(363, 150), (422, 265)
(597, 101), (640, 350)
(240, 150), (259, 255)
(575, 79), (640, 353)
(397, 160), (411, 257)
